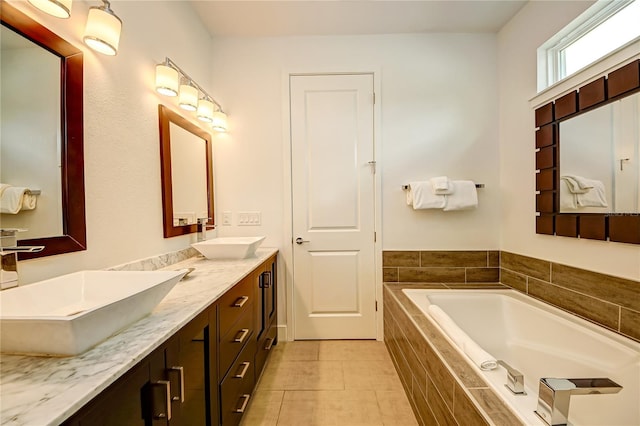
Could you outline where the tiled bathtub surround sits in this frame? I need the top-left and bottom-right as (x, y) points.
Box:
(383, 251), (500, 284)
(383, 250), (640, 342)
(500, 251), (640, 342)
(384, 285), (522, 426)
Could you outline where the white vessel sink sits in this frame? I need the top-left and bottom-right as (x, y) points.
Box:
(0, 269), (187, 356)
(191, 236), (265, 259)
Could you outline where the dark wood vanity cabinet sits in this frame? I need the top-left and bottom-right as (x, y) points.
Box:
(62, 255), (277, 426)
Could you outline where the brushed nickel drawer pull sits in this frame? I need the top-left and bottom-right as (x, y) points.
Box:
(152, 380), (172, 420)
(264, 338), (274, 351)
(233, 296), (249, 308)
(235, 394), (251, 413)
(170, 366), (185, 402)
(234, 361), (251, 379)
(234, 328), (249, 343)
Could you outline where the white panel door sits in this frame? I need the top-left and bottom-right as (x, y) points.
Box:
(290, 73), (376, 339)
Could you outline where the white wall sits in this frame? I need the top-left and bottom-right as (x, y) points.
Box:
(498, 0), (640, 280)
(9, 0), (215, 284)
(210, 33), (501, 251)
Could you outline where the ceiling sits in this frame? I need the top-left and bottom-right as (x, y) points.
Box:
(190, 1), (528, 38)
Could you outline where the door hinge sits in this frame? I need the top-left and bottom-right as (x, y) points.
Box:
(374, 231), (377, 242)
(375, 300), (378, 311)
(373, 92), (376, 104)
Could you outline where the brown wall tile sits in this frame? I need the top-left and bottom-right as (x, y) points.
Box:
(399, 268), (466, 283)
(528, 278), (619, 331)
(620, 308), (640, 341)
(466, 268), (500, 283)
(384, 267), (399, 282)
(384, 251), (420, 267)
(488, 251), (500, 267)
(468, 389), (522, 426)
(420, 251), (488, 267)
(453, 384), (490, 426)
(500, 269), (527, 293)
(551, 263), (640, 312)
(501, 252), (550, 281)
(426, 377), (457, 426)
(411, 384), (436, 426)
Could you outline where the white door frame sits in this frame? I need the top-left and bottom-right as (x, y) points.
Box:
(280, 68), (383, 341)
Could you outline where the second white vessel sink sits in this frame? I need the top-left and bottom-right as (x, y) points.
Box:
(191, 236), (265, 259)
(0, 269), (187, 356)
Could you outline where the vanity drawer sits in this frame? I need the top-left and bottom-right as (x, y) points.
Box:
(220, 338), (256, 426)
(219, 308), (254, 376)
(255, 325), (278, 379)
(219, 273), (255, 337)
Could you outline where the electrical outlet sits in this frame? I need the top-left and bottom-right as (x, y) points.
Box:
(238, 211), (261, 226)
(222, 211), (232, 226)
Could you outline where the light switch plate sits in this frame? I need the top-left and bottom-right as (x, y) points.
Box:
(238, 211), (261, 226)
(222, 211), (232, 226)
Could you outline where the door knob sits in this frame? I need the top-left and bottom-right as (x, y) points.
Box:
(295, 237), (309, 245)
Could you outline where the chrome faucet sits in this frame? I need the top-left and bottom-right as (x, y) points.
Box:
(196, 218), (209, 242)
(535, 377), (623, 426)
(497, 360), (526, 395)
(1, 229), (44, 290)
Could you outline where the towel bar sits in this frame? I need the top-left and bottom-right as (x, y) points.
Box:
(402, 183), (484, 190)
(26, 190), (41, 195)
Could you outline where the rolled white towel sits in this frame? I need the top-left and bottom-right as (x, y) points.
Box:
(463, 339), (498, 371)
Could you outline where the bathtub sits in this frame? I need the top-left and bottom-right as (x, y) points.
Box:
(402, 289), (640, 426)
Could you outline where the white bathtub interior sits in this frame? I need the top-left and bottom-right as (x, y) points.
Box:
(402, 289), (640, 426)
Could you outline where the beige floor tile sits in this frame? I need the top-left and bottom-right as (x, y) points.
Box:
(270, 341), (320, 362)
(239, 391), (284, 426)
(258, 360), (344, 391)
(376, 390), (419, 426)
(343, 360), (404, 391)
(318, 340), (392, 361)
(277, 390), (383, 426)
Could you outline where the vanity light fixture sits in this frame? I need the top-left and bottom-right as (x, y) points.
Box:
(155, 57), (228, 132)
(197, 98), (215, 123)
(28, 0), (72, 18)
(83, 0), (122, 56)
(211, 111), (228, 133)
(179, 82), (198, 112)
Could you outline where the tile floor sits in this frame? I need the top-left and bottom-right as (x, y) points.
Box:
(240, 340), (418, 426)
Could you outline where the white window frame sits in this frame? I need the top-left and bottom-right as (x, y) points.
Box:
(538, 0), (638, 92)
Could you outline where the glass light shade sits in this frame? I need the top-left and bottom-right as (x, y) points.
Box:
(28, 0), (72, 18)
(156, 65), (179, 97)
(179, 84), (198, 111)
(83, 6), (122, 56)
(211, 111), (228, 132)
(197, 99), (215, 123)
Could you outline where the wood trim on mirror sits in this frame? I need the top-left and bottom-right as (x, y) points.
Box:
(158, 105), (215, 238)
(1, 1), (87, 260)
(535, 59), (640, 245)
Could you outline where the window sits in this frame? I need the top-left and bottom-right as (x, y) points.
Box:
(538, 0), (640, 91)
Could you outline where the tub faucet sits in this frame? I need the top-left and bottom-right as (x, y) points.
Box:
(1, 229), (44, 290)
(535, 377), (622, 426)
(497, 360), (525, 395)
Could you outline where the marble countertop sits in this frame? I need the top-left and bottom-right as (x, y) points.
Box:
(0, 248), (278, 426)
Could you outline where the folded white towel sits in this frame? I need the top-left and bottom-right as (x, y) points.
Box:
(560, 176), (591, 194)
(576, 180), (608, 208)
(427, 304), (497, 371)
(560, 178), (578, 209)
(443, 180), (478, 211)
(409, 182), (446, 209)
(430, 176), (452, 195)
(0, 186), (37, 214)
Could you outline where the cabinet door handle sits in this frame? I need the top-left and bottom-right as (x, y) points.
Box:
(170, 366), (185, 403)
(261, 271), (271, 288)
(233, 296), (249, 308)
(234, 361), (251, 379)
(234, 328), (250, 343)
(264, 337), (274, 351)
(152, 380), (172, 420)
(235, 394), (251, 413)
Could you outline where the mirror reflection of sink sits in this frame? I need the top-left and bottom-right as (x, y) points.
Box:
(191, 236), (266, 259)
(0, 269), (187, 356)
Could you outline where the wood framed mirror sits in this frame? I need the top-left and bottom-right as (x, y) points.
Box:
(158, 105), (214, 238)
(1, 1), (86, 260)
(535, 59), (640, 244)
